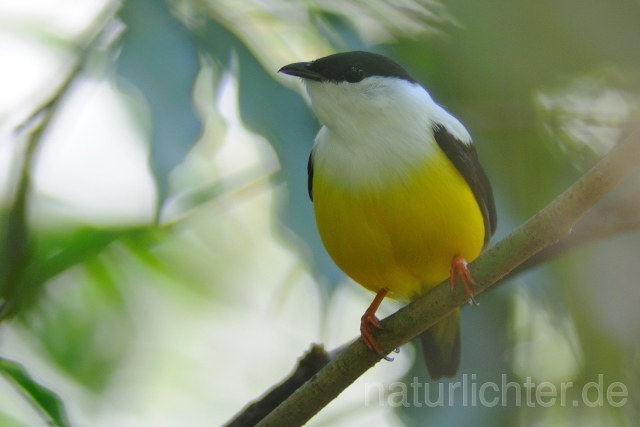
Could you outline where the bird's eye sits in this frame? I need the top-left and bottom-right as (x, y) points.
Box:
(344, 66), (364, 83)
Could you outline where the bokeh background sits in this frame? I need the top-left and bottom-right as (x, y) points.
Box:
(1, 0), (639, 426)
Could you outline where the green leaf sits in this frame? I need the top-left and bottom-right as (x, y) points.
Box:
(0, 411), (30, 427)
(0, 357), (70, 427)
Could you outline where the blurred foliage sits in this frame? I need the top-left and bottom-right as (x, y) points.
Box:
(0, 0), (639, 426)
(0, 357), (70, 427)
(118, 0), (202, 205)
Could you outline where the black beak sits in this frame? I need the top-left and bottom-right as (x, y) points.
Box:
(278, 62), (324, 82)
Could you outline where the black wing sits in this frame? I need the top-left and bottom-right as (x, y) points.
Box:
(307, 151), (314, 202)
(433, 124), (497, 245)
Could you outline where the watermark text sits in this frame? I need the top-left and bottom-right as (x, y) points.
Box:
(364, 374), (628, 408)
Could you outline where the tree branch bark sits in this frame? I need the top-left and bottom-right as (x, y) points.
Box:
(244, 124), (640, 427)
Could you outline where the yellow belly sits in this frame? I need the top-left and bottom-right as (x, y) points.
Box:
(313, 150), (485, 299)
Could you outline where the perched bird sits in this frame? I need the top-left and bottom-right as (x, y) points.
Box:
(279, 51), (497, 379)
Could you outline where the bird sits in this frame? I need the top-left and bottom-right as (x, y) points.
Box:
(279, 51), (497, 379)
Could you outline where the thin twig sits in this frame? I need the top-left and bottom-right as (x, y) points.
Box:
(225, 345), (330, 427)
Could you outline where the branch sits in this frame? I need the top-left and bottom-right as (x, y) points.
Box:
(225, 345), (330, 426)
(247, 124), (640, 426)
(228, 169), (640, 426)
(509, 178), (640, 275)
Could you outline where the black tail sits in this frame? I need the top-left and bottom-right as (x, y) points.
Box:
(419, 309), (461, 379)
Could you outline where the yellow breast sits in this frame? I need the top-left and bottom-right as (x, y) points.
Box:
(313, 148), (485, 299)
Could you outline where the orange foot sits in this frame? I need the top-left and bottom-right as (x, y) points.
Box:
(450, 256), (479, 306)
(360, 289), (394, 361)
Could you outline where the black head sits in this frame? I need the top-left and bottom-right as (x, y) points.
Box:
(279, 51), (416, 84)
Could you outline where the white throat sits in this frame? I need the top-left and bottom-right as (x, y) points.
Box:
(306, 76), (471, 189)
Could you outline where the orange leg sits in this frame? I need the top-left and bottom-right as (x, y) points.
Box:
(360, 289), (393, 361)
(450, 256), (479, 306)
